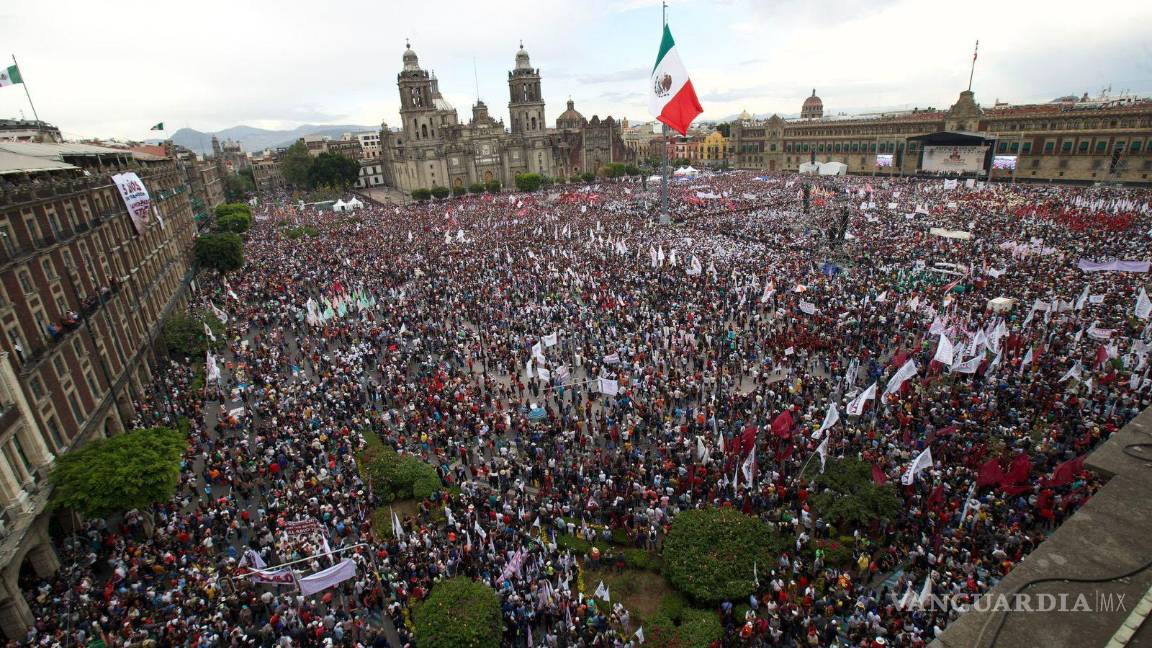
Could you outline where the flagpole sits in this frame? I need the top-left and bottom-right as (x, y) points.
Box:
(967, 40), (978, 92)
(12, 55), (42, 125)
(658, 2), (670, 226)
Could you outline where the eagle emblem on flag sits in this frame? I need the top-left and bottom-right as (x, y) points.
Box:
(654, 73), (672, 97)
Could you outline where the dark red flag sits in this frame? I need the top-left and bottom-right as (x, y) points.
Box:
(771, 411), (794, 439)
(1040, 456), (1084, 487)
(871, 463), (887, 485)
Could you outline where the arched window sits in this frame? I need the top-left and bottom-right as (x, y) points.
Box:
(530, 116), (537, 130)
(421, 124), (428, 138)
(413, 119), (419, 137)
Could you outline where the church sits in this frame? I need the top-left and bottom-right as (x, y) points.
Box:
(378, 43), (632, 192)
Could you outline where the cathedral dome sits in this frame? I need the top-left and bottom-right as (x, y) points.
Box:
(801, 89), (823, 119)
(402, 41), (421, 72)
(557, 99), (586, 129)
(515, 41), (532, 71)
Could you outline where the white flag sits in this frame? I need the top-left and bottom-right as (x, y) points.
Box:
(1136, 288), (1152, 320)
(798, 300), (817, 315)
(688, 256), (703, 276)
(933, 334), (954, 366)
(1020, 346), (1034, 371)
(900, 447), (933, 485)
(883, 359), (918, 397)
(1075, 285), (1090, 310)
(594, 580), (610, 602)
(635, 627), (645, 644)
(210, 302), (229, 324)
(814, 402), (839, 438)
(1059, 361), (1083, 383)
(597, 377), (620, 396)
(542, 332), (559, 347)
(203, 322), (216, 343)
(815, 437), (829, 474)
(741, 445), (756, 486)
(846, 382), (877, 416)
(950, 355), (981, 374)
(917, 576), (934, 608)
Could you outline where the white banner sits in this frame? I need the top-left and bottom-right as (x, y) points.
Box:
(298, 559), (357, 596)
(112, 172), (153, 234)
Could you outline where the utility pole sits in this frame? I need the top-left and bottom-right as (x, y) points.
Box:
(659, 2), (670, 225)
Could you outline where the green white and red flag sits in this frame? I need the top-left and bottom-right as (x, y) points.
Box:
(648, 24), (702, 136)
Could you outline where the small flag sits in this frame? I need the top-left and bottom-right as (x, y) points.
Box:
(150, 122), (164, 131)
(0, 64), (23, 88)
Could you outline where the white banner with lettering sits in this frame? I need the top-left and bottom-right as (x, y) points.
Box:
(112, 172), (153, 234)
(922, 146), (987, 174)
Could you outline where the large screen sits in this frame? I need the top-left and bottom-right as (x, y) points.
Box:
(992, 155), (1017, 170)
(922, 145), (987, 173)
(875, 154), (893, 168)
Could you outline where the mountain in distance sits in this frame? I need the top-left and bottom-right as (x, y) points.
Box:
(159, 124), (377, 156)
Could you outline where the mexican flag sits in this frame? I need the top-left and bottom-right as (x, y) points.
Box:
(0, 64), (22, 88)
(648, 25), (702, 136)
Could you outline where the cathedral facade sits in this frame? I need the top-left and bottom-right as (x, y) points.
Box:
(379, 43), (631, 192)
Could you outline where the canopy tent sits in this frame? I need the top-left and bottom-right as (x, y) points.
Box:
(673, 166), (700, 177)
(818, 161), (847, 176)
(987, 297), (1015, 313)
(798, 162), (820, 174)
(332, 199), (348, 212)
(345, 197), (363, 209)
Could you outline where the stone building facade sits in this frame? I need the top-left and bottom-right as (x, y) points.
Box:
(729, 89), (1152, 183)
(0, 141), (199, 637)
(379, 43), (631, 192)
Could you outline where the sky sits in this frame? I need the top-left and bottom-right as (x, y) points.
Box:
(1, 0), (1150, 141)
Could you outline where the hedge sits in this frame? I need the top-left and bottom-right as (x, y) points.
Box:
(647, 596), (722, 648)
(663, 508), (781, 603)
(414, 577), (502, 648)
(358, 442), (442, 503)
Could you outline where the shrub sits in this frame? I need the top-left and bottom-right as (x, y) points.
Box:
(414, 577), (502, 648)
(214, 203), (253, 233)
(411, 188), (432, 201)
(580, 172), (595, 183)
(554, 534), (593, 556)
(484, 180), (501, 194)
(622, 548), (660, 572)
(663, 508), (779, 603)
(430, 186), (450, 200)
(468, 182), (485, 194)
(514, 173), (543, 192)
(161, 312), (222, 357)
(810, 458), (901, 529)
(194, 232), (243, 272)
(451, 185), (467, 197)
(359, 444), (442, 503)
(648, 606), (722, 648)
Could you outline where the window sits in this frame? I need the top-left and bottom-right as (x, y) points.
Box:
(1044, 141), (1054, 154)
(1095, 140), (1107, 154)
(1022, 142), (1032, 154)
(997, 142), (1007, 153)
(52, 353), (66, 378)
(1078, 141), (1089, 153)
(0, 224), (13, 255)
(1061, 141), (1073, 153)
(41, 258), (56, 280)
(1010, 142), (1019, 153)
(18, 270), (34, 294)
(45, 416), (64, 448)
(67, 392), (84, 423)
(28, 375), (44, 399)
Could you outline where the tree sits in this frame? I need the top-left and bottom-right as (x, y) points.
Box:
(451, 185), (467, 197)
(223, 172), (255, 202)
(162, 311), (223, 357)
(279, 141), (313, 189)
(649, 605), (722, 648)
(214, 203), (252, 234)
(809, 458), (901, 530)
(194, 232), (244, 273)
(484, 180), (501, 194)
(468, 182), (485, 194)
(663, 508), (785, 603)
(50, 427), (186, 519)
(430, 186), (451, 199)
(411, 188), (432, 201)
(308, 152), (360, 189)
(716, 122), (731, 138)
(514, 173), (543, 192)
(358, 443), (442, 503)
(414, 577), (502, 648)
(600, 162), (628, 179)
(580, 172), (596, 183)
(624, 165), (641, 177)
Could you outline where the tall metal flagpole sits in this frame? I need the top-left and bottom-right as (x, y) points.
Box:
(659, 2), (670, 225)
(11, 55), (41, 125)
(967, 40), (979, 92)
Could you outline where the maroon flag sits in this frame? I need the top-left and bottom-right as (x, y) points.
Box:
(740, 425), (757, 456)
(871, 463), (887, 485)
(1040, 456), (1085, 487)
(771, 411), (794, 439)
(976, 458), (1003, 488)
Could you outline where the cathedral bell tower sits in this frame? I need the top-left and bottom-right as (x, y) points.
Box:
(397, 41), (437, 142)
(508, 42), (546, 135)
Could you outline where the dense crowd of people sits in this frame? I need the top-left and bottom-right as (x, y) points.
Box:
(15, 170), (1152, 647)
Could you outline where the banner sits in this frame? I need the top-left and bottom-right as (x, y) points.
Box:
(285, 519), (324, 538)
(246, 567), (297, 586)
(1077, 259), (1150, 273)
(112, 172), (153, 234)
(922, 146), (986, 174)
(298, 559), (357, 596)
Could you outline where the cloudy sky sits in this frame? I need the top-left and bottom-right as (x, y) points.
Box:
(1, 0), (1150, 140)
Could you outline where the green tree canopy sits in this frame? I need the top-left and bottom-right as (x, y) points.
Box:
(50, 427), (186, 519)
(194, 232), (244, 273)
(663, 508), (785, 603)
(411, 188), (432, 201)
(308, 152), (361, 189)
(715, 122), (731, 138)
(467, 182), (485, 194)
(484, 180), (501, 194)
(161, 311), (223, 357)
(223, 170), (255, 201)
(430, 186), (451, 199)
(214, 203), (252, 234)
(414, 577), (502, 648)
(279, 141), (313, 189)
(358, 442), (442, 503)
(809, 458), (901, 529)
(514, 173), (543, 192)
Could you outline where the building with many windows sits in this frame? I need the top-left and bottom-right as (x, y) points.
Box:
(728, 89), (1152, 183)
(0, 141), (199, 637)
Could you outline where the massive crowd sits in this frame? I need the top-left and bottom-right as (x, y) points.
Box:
(14, 170), (1152, 647)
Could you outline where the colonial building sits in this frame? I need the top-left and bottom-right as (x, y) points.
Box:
(379, 43), (631, 192)
(0, 141), (199, 637)
(0, 120), (62, 144)
(728, 89), (1152, 183)
(250, 152), (285, 192)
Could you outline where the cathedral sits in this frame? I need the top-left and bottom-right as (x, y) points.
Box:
(378, 42), (632, 192)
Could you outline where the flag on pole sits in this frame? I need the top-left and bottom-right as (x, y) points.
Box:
(814, 401), (839, 438)
(648, 25), (703, 136)
(635, 627), (645, 644)
(150, 122), (164, 131)
(1136, 288), (1152, 320)
(846, 382), (877, 415)
(815, 437), (829, 473)
(901, 447), (933, 485)
(0, 64), (22, 88)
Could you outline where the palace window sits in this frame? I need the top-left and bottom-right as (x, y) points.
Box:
(1010, 142), (1019, 153)
(1131, 140), (1142, 153)
(1095, 140), (1107, 154)
(1022, 142), (1032, 154)
(1061, 141), (1073, 153)
(1078, 141), (1089, 154)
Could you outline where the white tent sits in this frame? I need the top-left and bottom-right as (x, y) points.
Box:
(345, 197), (363, 210)
(798, 162), (820, 174)
(818, 161), (847, 176)
(987, 297), (1015, 313)
(647, 175), (663, 184)
(332, 199), (348, 212)
(673, 166), (700, 177)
